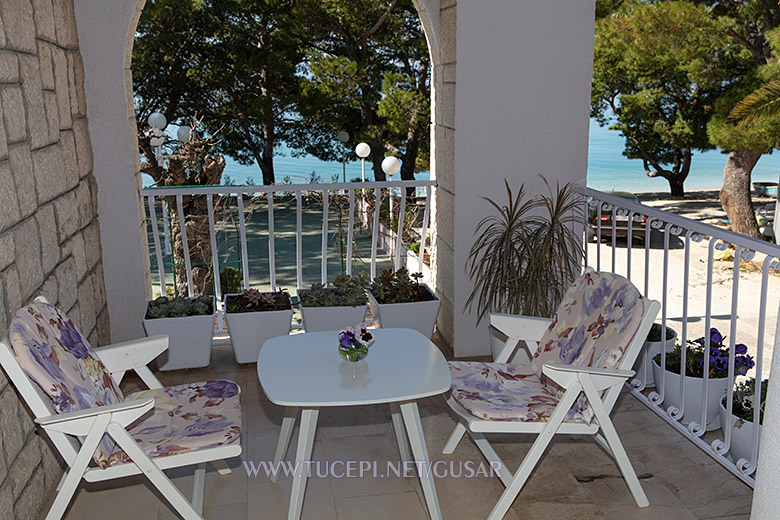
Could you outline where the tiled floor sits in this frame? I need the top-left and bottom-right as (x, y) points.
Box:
(56, 342), (754, 520)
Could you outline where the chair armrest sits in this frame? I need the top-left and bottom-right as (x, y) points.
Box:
(489, 313), (552, 341)
(542, 363), (634, 391)
(95, 335), (168, 372)
(36, 397), (154, 435)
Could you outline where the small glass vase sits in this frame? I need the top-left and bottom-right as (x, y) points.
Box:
(339, 345), (369, 362)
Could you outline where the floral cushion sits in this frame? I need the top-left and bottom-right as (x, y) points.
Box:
(448, 362), (588, 423)
(107, 380), (242, 466)
(9, 302), (124, 467)
(532, 270), (644, 389)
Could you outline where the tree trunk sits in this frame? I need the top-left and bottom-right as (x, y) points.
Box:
(720, 147), (762, 239)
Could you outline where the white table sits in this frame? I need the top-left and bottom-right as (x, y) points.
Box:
(257, 328), (451, 520)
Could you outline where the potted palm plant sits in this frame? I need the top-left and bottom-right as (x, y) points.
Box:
(652, 327), (754, 431)
(142, 295), (214, 371)
(224, 289), (293, 363)
(367, 267), (440, 338)
(298, 274), (369, 332)
(719, 377), (767, 472)
(464, 178), (584, 364)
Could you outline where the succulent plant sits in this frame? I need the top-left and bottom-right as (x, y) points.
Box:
(145, 295), (213, 319)
(298, 273), (369, 308)
(369, 267), (435, 304)
(225, 289), (292, 314)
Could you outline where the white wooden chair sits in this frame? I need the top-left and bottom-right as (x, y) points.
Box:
(0, 297), (242, 520)
(443, 270), (660, 519)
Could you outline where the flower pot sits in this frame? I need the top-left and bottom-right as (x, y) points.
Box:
(651, 359), (728, 431)
(718, 397), (762, 472)
(142, 296), (215, 371)
(224, 293), (293, 364)
(299, 304), (368, 333)
(367, 283), (441, 338)
(634, 326), (677, 387)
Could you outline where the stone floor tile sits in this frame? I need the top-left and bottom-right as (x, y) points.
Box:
(335, 491), (428, 520)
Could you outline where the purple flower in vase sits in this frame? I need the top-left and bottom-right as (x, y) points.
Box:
(339, 333), (356, 347)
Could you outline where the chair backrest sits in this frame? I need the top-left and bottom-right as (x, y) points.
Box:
(5, 300), (124, 467)
(532, 269), (647, 388)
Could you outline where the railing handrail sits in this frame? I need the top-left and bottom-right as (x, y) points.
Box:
(573, 185), (780, 258)
(140, 179), (437, 197)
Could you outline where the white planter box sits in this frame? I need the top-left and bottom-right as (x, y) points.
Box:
(224, 293), (293, 364)
(300, 304), (368, 333)
(634, 326), (677, 387)
(719, 397), (762, 472)
(142, 297), (215, 371)
(367, 284), (441, 339)
(652, 360), (728, 431)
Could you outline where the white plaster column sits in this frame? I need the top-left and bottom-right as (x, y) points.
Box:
(72, 0), (149, 342)
(750, 304), (780, 518)
(448, 0), (596, 356)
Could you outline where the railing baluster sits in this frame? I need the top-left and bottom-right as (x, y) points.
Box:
(596, 201), (602, 270)
(419, 185), (431, 275)
(371, 188), (381, 279)
(395, 192), (407, 270)
(237, 193), (249, 290)
(175, 194), (193, 297)
(611, 205), (617, 273)
(346, 189), (355, 276)
(296, 191), (303, 291)
(268, 191), (276, 292)
(321, 190), (329, 284)
(206, 194), (221, 299)
(148, 195), (167, 295)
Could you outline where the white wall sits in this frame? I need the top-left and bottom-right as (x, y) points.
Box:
(73, 0), (149, 342)
(450, 0), (595, 356)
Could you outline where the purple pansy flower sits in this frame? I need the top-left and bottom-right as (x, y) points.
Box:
(201, 380), (239, 399)
(736, 343), (748, 355)
(710, 328), (723, 345)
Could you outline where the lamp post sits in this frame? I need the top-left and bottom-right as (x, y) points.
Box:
(148, 112), (167, 166)
(355, 142), (370, 182)
(382, 156), (401, 224)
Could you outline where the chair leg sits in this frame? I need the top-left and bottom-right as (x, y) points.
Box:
(107, 423), (202, 520)
(192, 463), (206, 515)
(272, 406), (298, 483)
(389, 402), (412, 461)
(46, 415), (111, 520)
(581, 377), (649, 508)
(470, 432), (512, 488)
(211, 459), (232, 475)
(442, 420), (467, 455)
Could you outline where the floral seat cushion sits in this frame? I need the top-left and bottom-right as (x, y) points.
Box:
(107, 380), (242, 466)
(448, 361), (588, 423)
(449, 270), (645, 425)
(9, 302), (124, 467)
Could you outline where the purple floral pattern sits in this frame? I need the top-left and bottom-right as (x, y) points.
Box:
(107, 380), (241, 466)
(449, 270), (645, 424)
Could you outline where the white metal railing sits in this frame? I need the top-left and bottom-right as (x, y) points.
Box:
(141, 180), (436, 331)
(574, 185), (780, 486)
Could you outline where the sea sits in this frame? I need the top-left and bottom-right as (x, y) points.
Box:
(142, 119), (780, 193)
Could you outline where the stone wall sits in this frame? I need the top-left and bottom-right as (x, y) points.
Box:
(0, 1), (109, 518)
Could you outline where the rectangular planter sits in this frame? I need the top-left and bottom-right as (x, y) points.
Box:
(367, 284), (441, 339)
(224, 293), (293, 364)
(142, 296), (215, 371)
(299, 304), (368, 333)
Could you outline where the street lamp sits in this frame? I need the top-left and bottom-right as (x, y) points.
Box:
(382, 156), (401, 224)
(177, 125), (192, 143)
(148, 112), (167, 165)
(355, 142), (370, 182)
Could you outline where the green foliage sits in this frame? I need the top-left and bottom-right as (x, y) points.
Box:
(729, 378), (768, 425)
(225, 289), (291, 313)
(464, 178), (584, 323)
(145, 295), (213, 319)
(219, 266), (242, 295)
(369, 267), (434, 304)
(591, 1), (735, 193)
(299, 273), (369, 308)
(646, 323), (676, 342)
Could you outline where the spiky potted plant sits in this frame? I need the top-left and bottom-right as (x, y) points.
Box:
(224, 289), (293, 363)
(298, 274), (369, 332)
(143, 295), (215, 371)
(464, 178), (584, 363)
(367, 267), (440, 338)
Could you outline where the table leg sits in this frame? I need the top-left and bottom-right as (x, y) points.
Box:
(400, 401), (442, 520)
(272, 407), (299, 483)
(388, 402), (411, 461)
(289, 407), (318, 520)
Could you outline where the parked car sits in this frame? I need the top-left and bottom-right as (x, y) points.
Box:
(587, 191), (647, 244)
